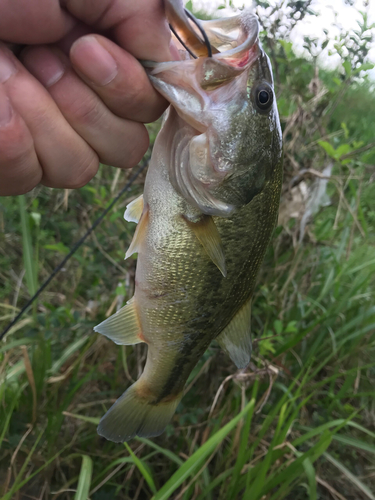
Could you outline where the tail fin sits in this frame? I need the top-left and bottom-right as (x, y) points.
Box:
(97, 381), (181, 443)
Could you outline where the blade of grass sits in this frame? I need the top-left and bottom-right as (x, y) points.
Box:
(18, 195), (37, 298)
(332, 435), (375, 454)
(49, 335), (90, 375)
(136, 438), (184, 466)
(0, 337), (34, 354)
(89, 457), (134, 491)
(5, 360), (25, 382)
(2, 442), (70, 500)
(0, 384), (25, 450)
(74, 455), (93, 500)
(124, 442), (157, 494)
(197, 468), (234, 499)
(152, 398), (255, 500)
(227, 381), (258, 499)
(4, 426), (45, 500)
(324, 452), (375, 500)
(261, 431), (332, 497)
(249, 402), (289, 498)
(302, 458), (317, 500)
(63, 412), (100, 426)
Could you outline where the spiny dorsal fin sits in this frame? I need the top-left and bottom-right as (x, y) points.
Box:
(94, 298), (144, 345)
(125, 207), (149, 259)
(216, 298), (252, 369)
(185, 215), (227, 277)
(124, 194), (144, 223)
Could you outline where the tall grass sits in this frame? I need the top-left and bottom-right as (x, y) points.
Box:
(1, 154), (374, 498)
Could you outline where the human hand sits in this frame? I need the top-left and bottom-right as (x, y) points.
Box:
(0, 0), (174, 195)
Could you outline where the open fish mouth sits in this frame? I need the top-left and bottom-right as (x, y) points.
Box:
(165, 0), (259, 62)
(145, 0), (260, 94)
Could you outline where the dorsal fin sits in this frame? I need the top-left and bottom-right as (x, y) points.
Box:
(184, 215), (227, 277)
(124, 194), (144, 223)
(216, 298), (252, 369)
(125, 207), (149, 259)
(94, 298), (145, 345)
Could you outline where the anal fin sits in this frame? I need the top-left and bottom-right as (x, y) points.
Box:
(124, 194), (144, 223)
(94, 298), (144, 345)
(216, 298), (252, 369)
(125, 207), (149, 259)
(185, 214), (227, 277)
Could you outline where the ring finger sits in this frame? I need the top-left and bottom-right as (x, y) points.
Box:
(0, 44), (99, 191)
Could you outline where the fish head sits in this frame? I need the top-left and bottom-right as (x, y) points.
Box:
(145, 7), (283, 216)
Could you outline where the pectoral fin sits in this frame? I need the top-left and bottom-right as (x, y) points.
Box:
(185, 215), (227, 277)
(124, 194), (144, 223)
(125, 207), (149, 259)
(94, 298), (144, 345)
(216, 299), (252, 369)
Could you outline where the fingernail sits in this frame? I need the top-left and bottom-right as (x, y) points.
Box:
(22, 47), (65, 88)
(0, 93), (13, 127)
(0, 51), (17, 83)
(71, 36), (118, 86)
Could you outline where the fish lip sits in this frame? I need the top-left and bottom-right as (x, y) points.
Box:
(210, 14), (260, 64)
(163, 0), (259, 61)
(142, 10), (260, 69)
(164, 0), (214, 58)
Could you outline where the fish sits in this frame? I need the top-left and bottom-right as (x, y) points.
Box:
(94, 0), (283, 443)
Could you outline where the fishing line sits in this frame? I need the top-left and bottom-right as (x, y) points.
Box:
(184, 9), (213, 58)
(169, 23), (198, 59)
(169, 10), (213, 59)
(0, 162), (147, 341)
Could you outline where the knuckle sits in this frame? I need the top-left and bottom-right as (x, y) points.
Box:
(112, 81), (166, 123)
(124, 126), (149, 168)
(0, 123), (34, 164)
(144, 103), (166, 124)
(10, 178), (40, 195)
(65, 155), (99, 189)
(69, 94), (106, 127)
(0, 180), (38, 196)
(125, 80), (146, 105)
(109, 77), (149, 116)
(0, 157), (42, 195)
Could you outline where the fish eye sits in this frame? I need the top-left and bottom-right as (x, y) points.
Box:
(254, 83), (274, 112)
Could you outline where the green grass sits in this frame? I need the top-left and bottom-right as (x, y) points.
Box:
(1, 144), (374, 499)
(1, 7), (375, 499)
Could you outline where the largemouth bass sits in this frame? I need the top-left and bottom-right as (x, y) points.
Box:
(94, 2), (283, 443)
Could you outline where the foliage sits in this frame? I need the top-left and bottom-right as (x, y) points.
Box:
(0, 2), (375, 499)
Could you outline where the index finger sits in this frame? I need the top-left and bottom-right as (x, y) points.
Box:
(1, 0), (173, 62)
(0, 0), (75, 44)
(61, 0), (173, 61)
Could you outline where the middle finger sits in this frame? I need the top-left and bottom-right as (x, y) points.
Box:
(22, 45), (150, 170)
(70, 34), (168, 124)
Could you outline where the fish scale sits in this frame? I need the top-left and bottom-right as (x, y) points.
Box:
(94, 5), (283, 443)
